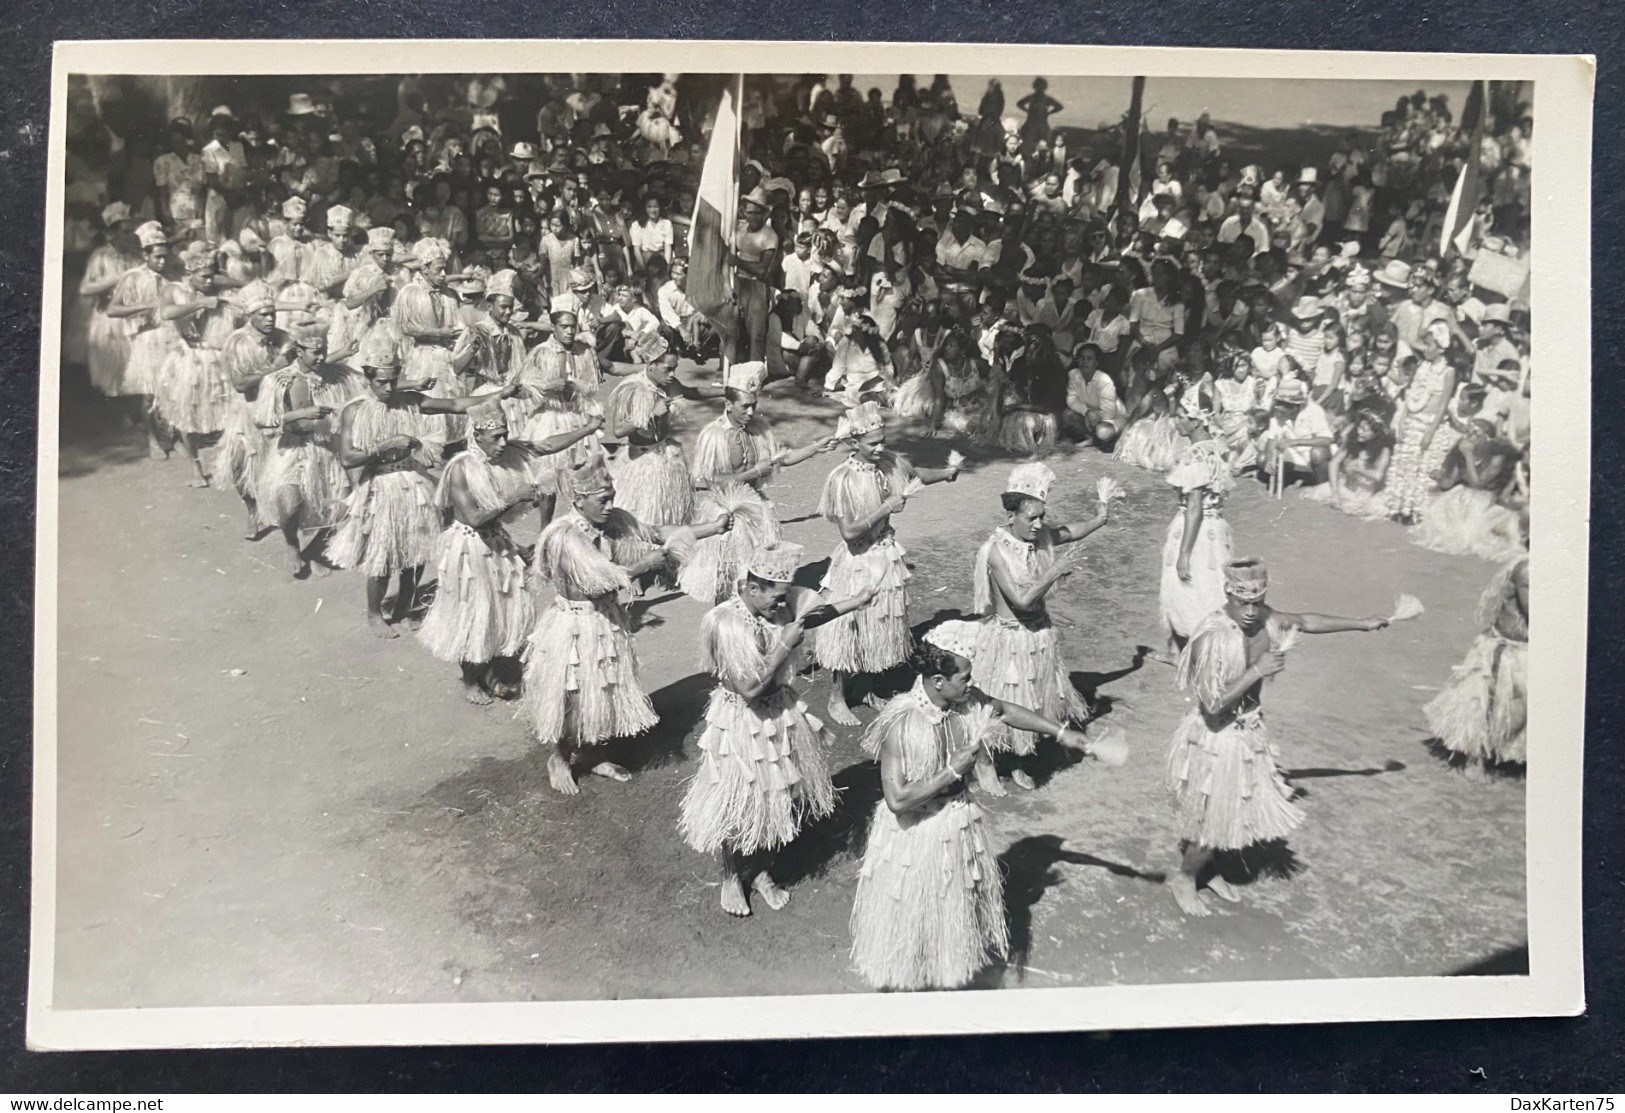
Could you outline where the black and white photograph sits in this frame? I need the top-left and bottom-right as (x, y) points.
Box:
(29, 40), (1591, 1049)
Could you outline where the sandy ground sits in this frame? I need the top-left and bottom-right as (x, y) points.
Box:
(50, 371), (1525, 1010)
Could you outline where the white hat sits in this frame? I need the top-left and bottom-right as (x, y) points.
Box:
(366, 226), (396, 250)
(1481, 302), (1513, 326)
(510, 141), (538, 161)
(359, 330), (402, 371)
(745, 540), (803, 584)
(101, 201), (132, 226)
(325, 204), (353, 232)
(134, 220), (168, 249)
(412, 237), (450, 266)
(487, 268), (518, 300)
(282, 195), (308, 219)
(1005, 462), (1056, 503)
(922, 619), (980, 661)
(1290, 295), (1324, 321)
(287, 93), (318, 116)
(1373, 259), (1413, 289)
(570, 455), (614, 496)
(1298, 167), (1319, 184)
(837, 400), (885, 438)
(725, 361), (767, 397)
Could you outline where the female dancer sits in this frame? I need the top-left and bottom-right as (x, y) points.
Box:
(1160, 439), (1236, 655)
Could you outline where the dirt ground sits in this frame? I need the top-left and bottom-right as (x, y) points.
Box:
(50, 369), (1526, 1010)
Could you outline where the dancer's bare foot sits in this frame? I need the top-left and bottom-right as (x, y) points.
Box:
(1464, 759), (1487, 782)
(862, 690), (886, 710)
(148, 440), (170, 461)
(463, 681), (493, 706)
(720, 875), (751, 917)
(547, 752), (580, 795)
(1207, 876), (1242, 903)
(186, 474), (211, 489)
(309, 561), (333, 579)
(1010, 769), (1036, 790)
(285, 548), (309, 578)
(827, 694), (860, 727)
(1171, 875), (1211, 917)
(367, 613), (400, 640)
(243, 510), (261, 540)
(752, 873), (790, 911)
(590, 762), (631, 783)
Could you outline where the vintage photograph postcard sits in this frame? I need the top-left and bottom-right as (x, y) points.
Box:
(29, 39), (1592, 1050)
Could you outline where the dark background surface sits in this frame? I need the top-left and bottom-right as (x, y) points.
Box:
(0, 1), (1618, 1093)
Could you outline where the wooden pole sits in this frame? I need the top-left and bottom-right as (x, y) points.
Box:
(1117, 76), (1146, 226)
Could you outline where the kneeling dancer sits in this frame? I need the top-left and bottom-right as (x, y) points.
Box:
(680, 540), (877, 916)
(1166, 557), (1391, 916)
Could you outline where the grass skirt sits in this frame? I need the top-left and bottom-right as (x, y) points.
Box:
(1160, 513), (1233, 641)
(258, 439), (352, 531)
(418, 521), (534, 664)
(407, 344), (462, 444)
(326, 468), (441, 577)
(894, 373), (945, 425)
(608, 443), (694, 527)
(521, 596), (658, 746)
(678, 685), (835, 856)
(1114, 414), (1188, 473)
(995, 411), (1058, 454)
(1301, 478), (1390, 520)
(88, 312), (132, 396)
(1165, 709), (1304, 850)
(850, 793), (1008, 990)
(121, 327), (176, 398)
(1424, 634), (1526, 765)
(1411, 487), (1524, 563)
(217, 398), (267, 502)
(155, 346), (234, 435)
(970, 617), (1087, 754)
(678, 484), (781, 605)
(523, 409), (598, 506)
(813, 534), (912, 673)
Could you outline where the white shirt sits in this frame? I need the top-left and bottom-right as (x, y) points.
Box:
(657, 281), (695, 329)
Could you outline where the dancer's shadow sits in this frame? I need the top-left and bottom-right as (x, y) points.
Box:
(998, 834), (1167, 972)
(999, 733), (1087, 790)
(628, 589), (684, 629)
(779, 512), (821, 526)
(1282, 759), (1407, 798)
(794, 557), (831, 590)
(1070, 644), (1153, 717)
(600, 671), (712, 773)
(1227, 838), (1304, 884)
(771, 760), (884, 888)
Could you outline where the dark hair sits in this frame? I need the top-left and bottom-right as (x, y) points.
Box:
(1001, 491), (1040, 513)
(909, 640), (966, 681)
(743, 572), (778, 592)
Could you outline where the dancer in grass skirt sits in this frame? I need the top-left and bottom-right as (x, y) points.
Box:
(680, 540), (878, 916)
(815, 399), (960, 726)
(970, 461), (1106, 788)
(1424, 543), (1528, 779)
(1160, 439), (1235, 654)
(524, 455), (727, 796)
(254, 316), (367, 577)
(80, 203), (141, 398)
(217, 292), (294, 537)
(417, 398), (602, 704)
(850, 620), (1095, 990)
(105, 220), (179, 459)
(330, 332), (510, 637)
(678, 361), (837, 605)
(601, 337), (723, 528)
(155, 239), (238, 488)
(1166, 557), (1390, 917)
